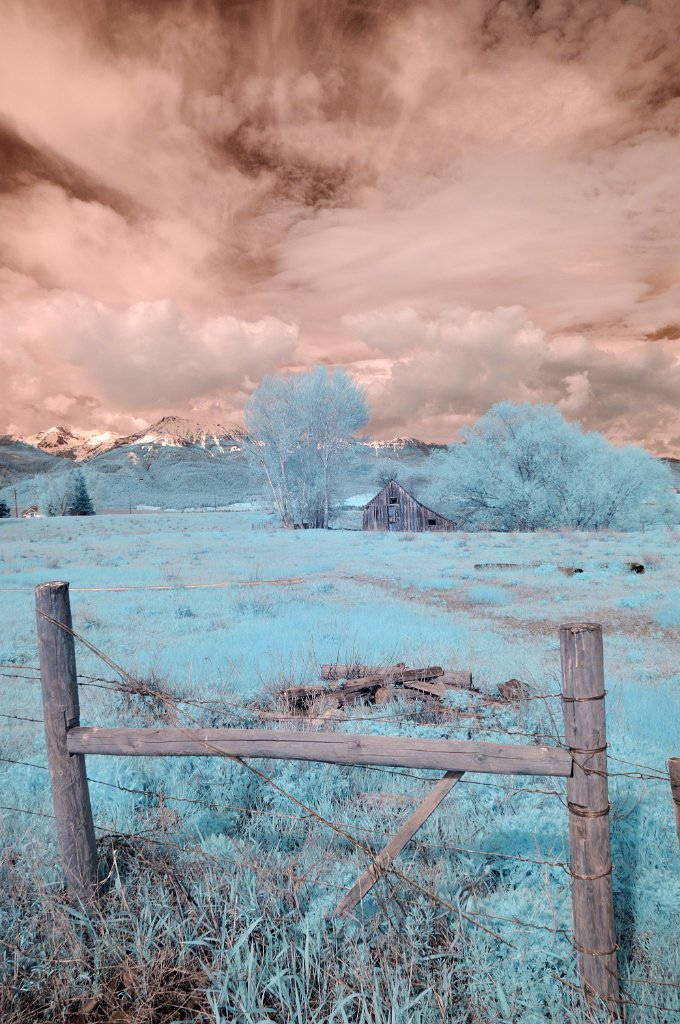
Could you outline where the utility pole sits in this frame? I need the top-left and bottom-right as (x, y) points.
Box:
(13, 488), (18, 518)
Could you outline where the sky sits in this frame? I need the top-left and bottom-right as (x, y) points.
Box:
(1, 0), (679, 452)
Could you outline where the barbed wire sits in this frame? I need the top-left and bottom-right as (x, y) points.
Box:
(0, 669), (41, 683)
(1, 660), (672, 783)
(551, 970), (680, 1015)
(0, 576), (307, 595)
(0, 660), (674, 774)
(0, 752), (571, 869)
(0, 710), (44, 723)
(0, 755), (48, 772)
(0, 802), (55, 819)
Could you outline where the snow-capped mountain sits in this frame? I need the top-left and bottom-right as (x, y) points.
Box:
(18, 420), (445, 464)
(20, 417), (244, 461)
(76, 431), (125, 460)
(360, 437), (447, 455)
(26, 426), (89, 458)
(25, 426), (125, 461)
(131, 416), (243, 453)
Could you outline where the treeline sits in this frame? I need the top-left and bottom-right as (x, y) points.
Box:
(243, 370), (675, 532)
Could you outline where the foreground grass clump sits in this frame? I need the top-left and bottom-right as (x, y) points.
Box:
(0, 833), (641, 1024)
(1, 512), (678, 1022)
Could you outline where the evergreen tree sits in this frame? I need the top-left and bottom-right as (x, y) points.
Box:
(0, 500), (10, 519)
(65, 471), (96, 516)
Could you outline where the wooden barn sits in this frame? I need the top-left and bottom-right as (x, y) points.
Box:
(362, 480), (455, 533)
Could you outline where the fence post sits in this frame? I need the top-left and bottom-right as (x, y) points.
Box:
(35, 581), (99, 907)
(669, 758), (680, 847)
(560, 622), (619, 1011)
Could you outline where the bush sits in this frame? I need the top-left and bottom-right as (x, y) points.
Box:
(427, 402), (675, 531)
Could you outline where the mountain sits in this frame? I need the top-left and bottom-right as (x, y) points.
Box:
(16, 420), (446, 464)
(3, 418), (677, 517)
(19, 416), (244, 462)
(26, 426), (88, 458)
(130, 416), (243, 453)
(25, 426), (126, 461)
(360, 437), (447, 456)
(2, 417), (252, 512)
(75, 431), (127, 460)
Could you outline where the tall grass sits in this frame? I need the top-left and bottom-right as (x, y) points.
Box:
(1, 513), (678, 1021)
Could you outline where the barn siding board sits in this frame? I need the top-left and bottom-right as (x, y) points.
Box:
(362, 481), (455, 533)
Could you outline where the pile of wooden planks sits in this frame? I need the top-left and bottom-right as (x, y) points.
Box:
(280, 662), (473, 713)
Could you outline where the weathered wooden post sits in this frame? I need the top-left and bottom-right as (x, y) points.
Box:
(35, 581), (99, 907)
(669, 758), (680, 847)
(560, 623), (619, 1011)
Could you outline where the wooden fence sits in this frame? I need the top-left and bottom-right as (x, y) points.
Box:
(36, 581), (621, 1011)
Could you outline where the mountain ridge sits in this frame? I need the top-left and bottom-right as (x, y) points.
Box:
(14, 418), (446, 462)
(19, 416), (246, 461)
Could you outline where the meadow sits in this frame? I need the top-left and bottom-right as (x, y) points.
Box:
(1, 512), (678, 1022)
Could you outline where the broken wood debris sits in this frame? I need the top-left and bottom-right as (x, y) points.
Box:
(281, 664), (473, 712)
(321, 662), (406, 681)
(497, 678), (531, 702)
(440, 670), (474, 690)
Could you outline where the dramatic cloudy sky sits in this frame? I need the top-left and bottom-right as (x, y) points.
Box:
(1, 0), (679, 451)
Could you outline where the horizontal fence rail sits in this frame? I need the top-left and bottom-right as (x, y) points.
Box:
(66, 726), (573, 776)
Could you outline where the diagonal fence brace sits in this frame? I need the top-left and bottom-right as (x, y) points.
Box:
(336, 770), (464, 917)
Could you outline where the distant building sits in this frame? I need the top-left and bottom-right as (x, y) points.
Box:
(362, 480), (455, 532)
(21, 505), (40, 518)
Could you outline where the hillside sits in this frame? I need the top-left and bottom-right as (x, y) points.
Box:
(0, 438), (62, 489)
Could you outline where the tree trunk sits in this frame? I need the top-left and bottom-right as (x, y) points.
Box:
(322, 456), (329, 529)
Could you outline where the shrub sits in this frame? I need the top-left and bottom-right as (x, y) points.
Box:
(427, 402), (675, 531)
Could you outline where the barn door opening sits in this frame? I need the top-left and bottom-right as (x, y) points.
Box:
(387, 504), (398, 530)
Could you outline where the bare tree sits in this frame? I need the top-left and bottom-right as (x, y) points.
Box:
(244, 367), (368, 528)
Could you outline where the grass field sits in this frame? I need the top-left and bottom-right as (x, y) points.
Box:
(1, 512), (678, 1022)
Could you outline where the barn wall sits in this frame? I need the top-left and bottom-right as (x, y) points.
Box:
(362, 481), (455, 532)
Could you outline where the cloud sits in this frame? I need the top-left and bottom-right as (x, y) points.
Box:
(342, 306), (680, 452)
(558, 371), (592, 414)
(343, 306), (546, 437)
(0, 293), (298, 432)
(0, 0), (679, 448)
